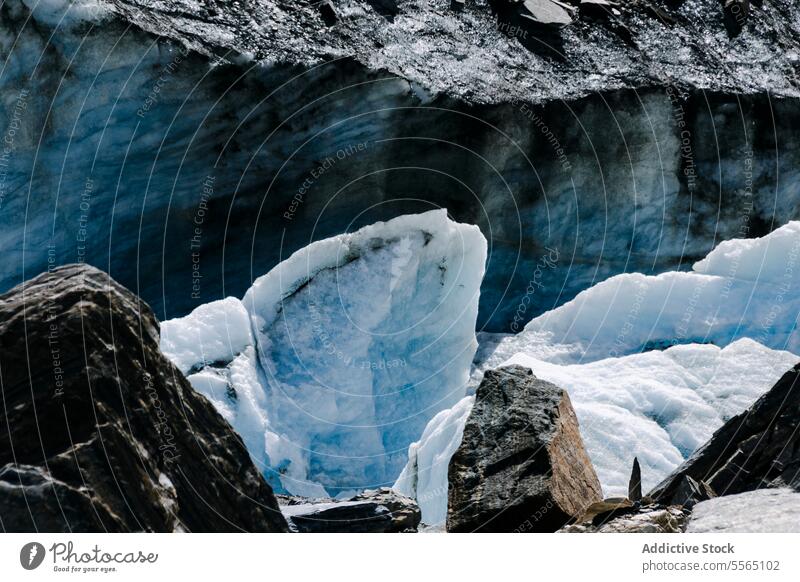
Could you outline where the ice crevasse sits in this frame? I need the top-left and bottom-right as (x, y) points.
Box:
(396, 221), (800, 525)
(161, 210), (487, 497)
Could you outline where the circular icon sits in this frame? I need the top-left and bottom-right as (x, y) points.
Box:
(19, 542), (46, 570)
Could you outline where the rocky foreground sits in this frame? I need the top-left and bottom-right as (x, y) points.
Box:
(1, 264), (798, 533)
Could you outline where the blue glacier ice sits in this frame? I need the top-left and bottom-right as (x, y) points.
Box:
(162, 210), (487, 496)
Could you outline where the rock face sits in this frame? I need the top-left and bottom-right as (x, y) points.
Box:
(446, 365), (602, 532)
(0, 264), (288, 532)
(280, 488), (420, 533)
(4, 1), (800, 337)
(686, 489), (800, 533)
(649, 364), (800, 502)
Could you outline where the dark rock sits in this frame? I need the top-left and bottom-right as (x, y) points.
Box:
(649, 364), (800, 503)
(578, 0), (618, 19)
(447, 365), (602, 532)
(723, 0), (750, 36)
(281, 488), (420, 533)
(628, 457), (642, 502)
(0, 264), (288, 532)
(366, 0), (400, 21)
(318, 1), (338, 26)
(663, 475), (716, 509)
(450, 0), (466, 11)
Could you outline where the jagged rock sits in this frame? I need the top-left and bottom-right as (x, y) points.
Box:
(628, 457), (642, 502)
(649, 364), (800, 503)
(663, 475), (716, 509)
(562, 505), (687, 533)
(0, 265), (288, 532)
(280, 488), (420, 533)
(686, 489), (800, 533)
(446, 365), (602, 532)
(519, 0), (575, 27)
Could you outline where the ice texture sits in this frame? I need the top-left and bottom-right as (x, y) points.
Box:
(518, 221), (800, 360)
(162, 210), (486, 497)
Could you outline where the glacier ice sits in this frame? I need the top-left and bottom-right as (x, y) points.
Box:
(161, 210), (487, 497)
(516, 221), (800, 360)
(397, 222), (800, 525)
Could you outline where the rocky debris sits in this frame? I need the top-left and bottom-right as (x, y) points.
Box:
(574, 498), (635, 525)
(279, 488), (420, 533)
(562, 504), (687, 533)
(686, 489), (800, 533)
(628, 457), (642, 502)
(447, 365), (602, 532)
(0, 264), (288, 533)
(649, 364), (800, 503)
(66, 0), (800, 105)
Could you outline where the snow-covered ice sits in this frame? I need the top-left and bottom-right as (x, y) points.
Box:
(393, 395), (474, 524)
(162, 210), (487, 497)
(161, 297), (253, 375)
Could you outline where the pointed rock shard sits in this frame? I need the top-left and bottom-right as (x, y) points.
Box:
(446, 365), (602, 532)
(628, 457), (642, 502)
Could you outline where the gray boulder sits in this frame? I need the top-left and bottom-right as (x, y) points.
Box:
(561, 504), (687, 533)
(447, 365), (602, 532)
